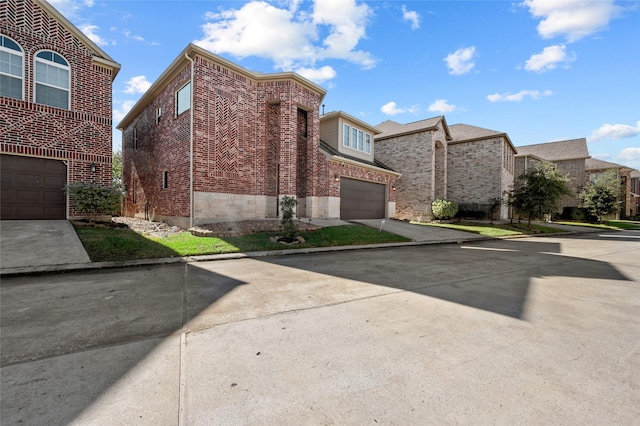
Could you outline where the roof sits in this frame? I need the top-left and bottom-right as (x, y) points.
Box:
(319, 140), (399, 176)
(515, 138), (590, 161)
(321, 111), (381, 135)
(118, 43), (326, 130)
(448, 123), (516, 152)
(37, 0), (120, 79)
(585, 158), (633, 171)
(375, 116), (451, 141)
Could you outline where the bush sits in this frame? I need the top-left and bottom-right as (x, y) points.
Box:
(431, 199), (458, 220)
(66, 182), (121, 221)
(279, 196), (299, 240)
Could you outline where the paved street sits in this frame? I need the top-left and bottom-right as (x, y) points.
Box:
(1, 230), (639, 425)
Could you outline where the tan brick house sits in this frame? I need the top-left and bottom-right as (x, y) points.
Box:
(118, 44), (398, 227)
(374, 117), (516, 220)
(585, 158), (636, 219)
(1, 0), (120, 220)
(515, 139), (590, 212)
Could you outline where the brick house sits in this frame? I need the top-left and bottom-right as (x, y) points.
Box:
(374, 117), (516, 221)
(1, 0), (120, 220)
(585, 157), (636, 219)
(117, 44), (398, 228)
(514, 138), (590, 212)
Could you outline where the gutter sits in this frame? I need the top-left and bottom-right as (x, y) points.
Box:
(185, 52), (195, 228)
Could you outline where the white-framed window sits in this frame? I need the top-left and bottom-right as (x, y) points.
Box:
(0, 35), (23, 100)
(343, 122), (372, 154)
(176, 81), (191, 116)
(343, 124), (350, 147)
(162, 171), (168, 189)
(34, 50), (70, 109)
(156, 106), (162, 124)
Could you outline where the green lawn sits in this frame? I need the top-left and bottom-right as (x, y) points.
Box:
(74, 224), (411, 262)
(412, 221), (564, 237)
(553, 220), (640, 230)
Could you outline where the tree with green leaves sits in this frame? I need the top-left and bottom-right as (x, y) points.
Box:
(511, 161), (572, 229)
(279, 196), (299, 241)
(112, 150), (123, 190)
(579, 169), (621, 222)
(66, 182), (121, 222)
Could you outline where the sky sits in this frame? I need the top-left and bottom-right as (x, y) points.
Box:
(49, 0), (640, 170)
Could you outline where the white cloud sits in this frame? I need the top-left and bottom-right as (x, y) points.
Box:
(48, 0), (91, 18)
(588, 121), (640, 142)
(381, 101), (418, 116)
(444, 46), (476, 75)
(524, 44), (576, 72)
(428, 99), (457, 113)
(522, 0), (622, 42)
(295, 65), (336, 84)
(617, 147), (640, 162)
(402, 5), (420, 30)
(123, 76), (152, 94)
(194, 0), (375, 77)
(113, 100), (136, 123)
(487, 89), (553, 102)
(78, 24), (108, 46)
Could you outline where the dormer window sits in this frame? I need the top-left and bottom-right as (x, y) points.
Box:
(0, 35), (23, 100)
(35, 50), (70, 109)
(343, 123), (372, 154)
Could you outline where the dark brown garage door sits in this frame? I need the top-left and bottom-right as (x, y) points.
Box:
(340, 178), (385, 220)
(1, 154), (67, 220)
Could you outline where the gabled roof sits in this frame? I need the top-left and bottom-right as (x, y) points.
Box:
(375, 116), (451, 141)
(585, 158), (633, 171)
(448, 123), (516, 151)
(319, 140), (400, 176)
(515, 138), (590, 161)
(118, 43), (326, 129)
(321, 111), (381, 135)
(36, 0), (120, 79)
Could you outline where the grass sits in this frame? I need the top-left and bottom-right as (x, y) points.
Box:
(74, 224), (411, 262)
(412, 221), (564, 237)
(553, 220), (640, 230)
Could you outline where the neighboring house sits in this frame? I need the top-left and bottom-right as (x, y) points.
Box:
(0, 0), (120, 220)
(374, 117), (515, 220)
(514, 138), (590, 212)
(117, 44), (398, 228)
(585, 158), (636, 219)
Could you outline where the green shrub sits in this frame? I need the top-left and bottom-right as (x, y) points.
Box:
(279, 196), (299, 240)
(66, 182), (121, 221)
(431, 199), (458, 220)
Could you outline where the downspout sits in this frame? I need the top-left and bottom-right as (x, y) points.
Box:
(185, 52), (195, 228)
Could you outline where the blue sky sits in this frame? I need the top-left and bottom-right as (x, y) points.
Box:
(51, 0), (640, 169)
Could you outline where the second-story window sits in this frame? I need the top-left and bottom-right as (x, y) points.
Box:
(35, 50), (70, 109)
(0, 35), (23, 100)
(156, 106), (162, 124)
(176, 82), (191, 116)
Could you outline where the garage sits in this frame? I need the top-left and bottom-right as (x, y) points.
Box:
(1, 154), (67, 220)
(340, 177), (386, 220)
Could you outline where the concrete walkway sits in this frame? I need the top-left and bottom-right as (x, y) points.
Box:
(352, 218), (488, 242)
(2, 230), (638, 424)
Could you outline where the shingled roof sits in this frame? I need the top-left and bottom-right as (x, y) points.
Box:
(318, 140), (398, 174)
(585, 158), (633, 171)
(515, 138), (589, 161)
(375, 116), (451, 141)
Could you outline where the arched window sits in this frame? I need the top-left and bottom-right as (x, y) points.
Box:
(0, 35), (24, 100)
(35, 50), (70, 109)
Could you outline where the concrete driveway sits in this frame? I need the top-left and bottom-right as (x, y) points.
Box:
(352, 218), (487, 242)
(0, 220), (90, 269)
(1, 230), (638, 425)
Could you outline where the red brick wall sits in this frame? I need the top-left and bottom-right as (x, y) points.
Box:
(1, 0), (115, 217)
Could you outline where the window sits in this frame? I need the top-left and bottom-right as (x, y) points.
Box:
(0, 35), (23, 100)
(156, 106), (162, 124)
(343, 122), (372, 154)
(162, 171), (168, 189)
(176, 82), (190, 116)
(35, 50), (70, 109)
(133, 127), (138, 150)
(343, 124), (350, 147)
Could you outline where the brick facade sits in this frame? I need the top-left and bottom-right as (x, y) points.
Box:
(1, 0), (119, 218)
